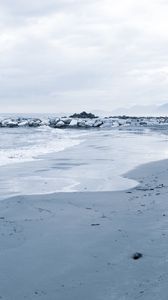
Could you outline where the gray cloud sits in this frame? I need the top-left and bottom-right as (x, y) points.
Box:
(0, 0), (168, 113)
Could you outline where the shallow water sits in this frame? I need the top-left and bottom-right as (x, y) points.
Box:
(0, 126), (85, 166)
(0, 126), (168, 199)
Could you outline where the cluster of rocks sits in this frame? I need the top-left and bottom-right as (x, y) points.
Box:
(70, 111), (97, 119)
(0, 118), (43, 128)
(1, 112), (168, 129)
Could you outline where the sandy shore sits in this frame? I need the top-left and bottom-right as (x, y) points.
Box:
(0, 159), (168, 299)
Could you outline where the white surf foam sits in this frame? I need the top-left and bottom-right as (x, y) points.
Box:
(0, 127), (85, 166)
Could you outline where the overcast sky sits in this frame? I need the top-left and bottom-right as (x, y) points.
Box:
(0, 0), (168, 113)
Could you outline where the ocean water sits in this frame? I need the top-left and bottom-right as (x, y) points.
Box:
(0, 126), (85, 166)
(0, 122), (168, 198)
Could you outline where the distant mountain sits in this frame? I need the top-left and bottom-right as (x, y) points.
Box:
(91, 109), (112, 117)
(112, 104), (168, 116)
(158, 103), (168, 114)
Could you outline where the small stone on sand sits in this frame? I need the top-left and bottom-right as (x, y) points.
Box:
(132, 252), (143, 260)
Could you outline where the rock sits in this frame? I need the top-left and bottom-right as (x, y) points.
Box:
(55, 120), (65, 128)
(132, 252), (143, 260)
(118, 119), (127, 126)
(1, 115), (168, 129)
(112, 121), (119, 127)
(139, 122), (147, 126)
(1, 119), (18, 127)
(70, 111), (97, 119)
(61, 118), (72, 125)
(85, 120), (95, 127)
(100, 119), (113, 128)
(18, 120), (29, 127)
(49, 118), (60, 128)
(93, 120), (103, 127)
(7, 121), (19, 128)
(77, 120), (87, 127)
(28, 119), (42, 127)
(69, 119), (78, 127)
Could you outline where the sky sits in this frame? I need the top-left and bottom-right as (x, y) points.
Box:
(0, 0), (168, 113)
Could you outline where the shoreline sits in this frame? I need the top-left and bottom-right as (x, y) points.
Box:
(0, 158), (168, 299)
(0, 128), (167, 200)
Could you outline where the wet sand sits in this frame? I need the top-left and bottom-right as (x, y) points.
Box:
(0, 159), (168, 299)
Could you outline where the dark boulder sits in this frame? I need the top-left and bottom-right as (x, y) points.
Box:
(70, 111), (98, 119)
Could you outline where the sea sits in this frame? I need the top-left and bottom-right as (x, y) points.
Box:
(0, 113), (168, 199)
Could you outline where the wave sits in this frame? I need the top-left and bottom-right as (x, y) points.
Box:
(0, 127), (85, 166)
